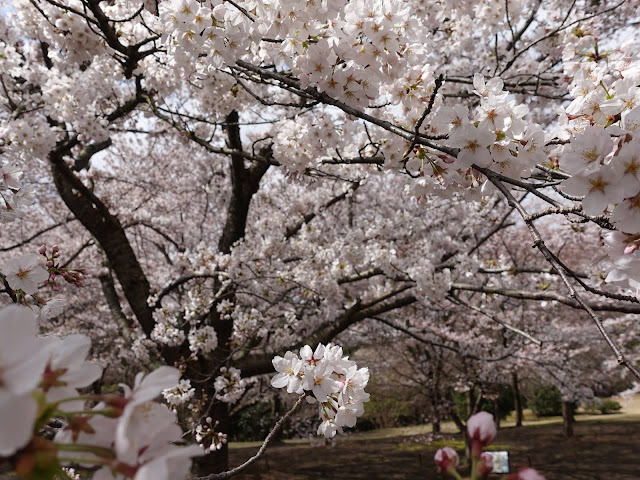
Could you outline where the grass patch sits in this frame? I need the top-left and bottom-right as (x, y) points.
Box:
(430, 440), (466, 450)
(394, 443), (430, 453)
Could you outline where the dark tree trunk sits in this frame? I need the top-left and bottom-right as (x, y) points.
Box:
(512, 371), (523, 427)
(192, 306), (234, 475)
(50, 148), (154, 335)
(467, 389), (474, 418)
(431, 353), (443, 434)
(194, 111), (270, 476)
(432, 416), (441, 434)
(562, 401), (575, 438)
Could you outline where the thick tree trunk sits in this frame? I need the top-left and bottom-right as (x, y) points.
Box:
(50, 149), (154, 335)
(512, 371), (523, 427)
(467, 389), (474, 418)
(194, 111), (269, 476)
(562, 401), (575, 438)
(193, 300), (234, 474)
(432, 415), (441, 434)
(449, 408), (465, 434)
(431, 354), (443, 434)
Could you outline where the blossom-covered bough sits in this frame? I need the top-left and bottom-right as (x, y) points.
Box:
(2, 0), (640, 477)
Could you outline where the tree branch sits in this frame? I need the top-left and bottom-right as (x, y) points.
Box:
(196, 393), (308, 480)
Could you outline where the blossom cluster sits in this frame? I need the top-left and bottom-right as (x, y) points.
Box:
(550, 27), (640, 297)
(195, 417), (228, 453)
(271, 343), (370, 438)
(162, 379), (196, 407)
(214, 366), (247, 403)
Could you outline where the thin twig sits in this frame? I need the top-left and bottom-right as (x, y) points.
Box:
(448, 294), (542, 346)
(196, 393), (308, 480)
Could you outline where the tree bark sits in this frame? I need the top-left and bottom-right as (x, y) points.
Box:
(562, 401), (575, 438)
(431, 353), (443, 434)
(195, 111), (270, 476)
(217, 110), (270, 254)
(192, 313), (234, 475)
(49, 145), (154, 335)
(512, 371), (523, 427)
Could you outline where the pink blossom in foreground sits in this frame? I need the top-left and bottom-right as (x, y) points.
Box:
(478, 451), (494, 477)
(41, 334), (103, 411)
(0, 305), (48, 456)
(467, 411), (497, 455)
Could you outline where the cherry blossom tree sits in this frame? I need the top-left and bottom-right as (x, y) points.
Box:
(2, 0), (640, 477)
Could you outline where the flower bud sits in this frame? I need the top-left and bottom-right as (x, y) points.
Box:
(467, 411), (497, 456)
(39, 245), (47, 255)
(478, 452), (493, 478)
(46, 260), (54, 268)
(434, 447), (459, 473)
(52, 245), (60, 253)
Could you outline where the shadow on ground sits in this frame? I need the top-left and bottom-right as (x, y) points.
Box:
(228, 419), (640, 479)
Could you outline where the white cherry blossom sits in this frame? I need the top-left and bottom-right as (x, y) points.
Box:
(2, 253), (49, 295)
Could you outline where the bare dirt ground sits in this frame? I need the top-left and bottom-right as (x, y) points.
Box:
(228, 397), (640, 480)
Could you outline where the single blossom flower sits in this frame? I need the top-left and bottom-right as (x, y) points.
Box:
(40, 334), (103, 411)
(2, 253), (49, 295)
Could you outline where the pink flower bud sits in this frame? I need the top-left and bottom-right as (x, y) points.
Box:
(434, 447), (459, 473)
(46, 260), (54, 268)
(52, 245), (59, 252)
(39, 245), (47, 255)
(478, 452), (493, 477)
(509, 467), (546, 480)
(467, 411), (497, 455)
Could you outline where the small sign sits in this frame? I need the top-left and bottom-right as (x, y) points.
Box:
(489, 450), (510, 473)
